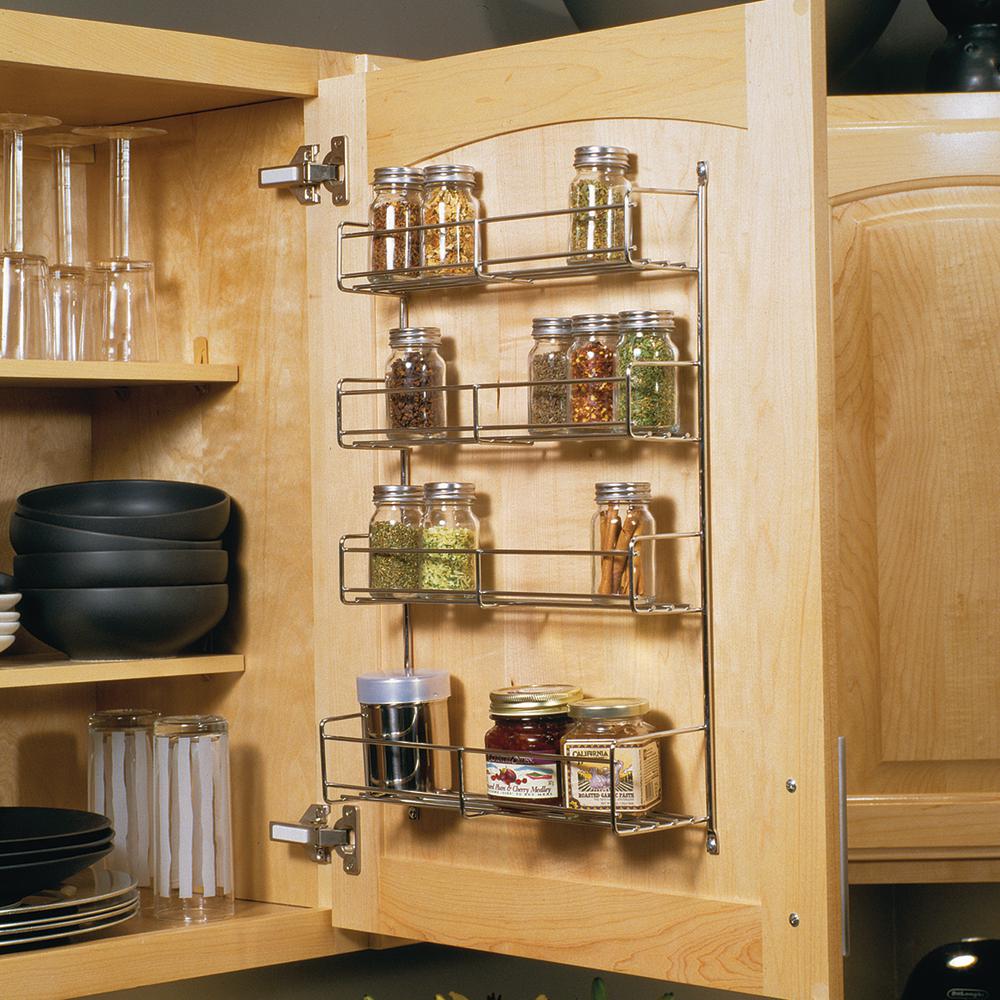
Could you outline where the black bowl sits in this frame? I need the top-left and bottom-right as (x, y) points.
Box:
(19, 585), (229, 659)
(17, 480), (230, 541)
(14, 549), (228, 589)
(11, 516), (224, 555)
(0, 808), (110, 852)
(0, 846), (112, 905)
(0, 572), (17, 594)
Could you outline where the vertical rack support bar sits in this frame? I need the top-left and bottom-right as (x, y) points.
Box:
(400, 448), (415, 675)
(695, 161), (719, 854)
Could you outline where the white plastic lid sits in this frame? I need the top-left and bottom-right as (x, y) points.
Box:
(356, 670), (451, 705)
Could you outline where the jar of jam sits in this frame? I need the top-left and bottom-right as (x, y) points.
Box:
(562, 698), (661, 815)
(484, 685), (582, 805)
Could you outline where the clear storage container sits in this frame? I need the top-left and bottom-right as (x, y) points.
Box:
(617, 308), (680, 433)
(567, 145), (631, 264)
(569, 313), (619, 429)
(421, 481), (479, 593)
(384, 326), (446, 440)
(592, 481), (655, 600)
(527, 316), (574, 434)
(422, 164), (479, 277)
(368, 165), (423, 281)
(369, 483), (424, 595)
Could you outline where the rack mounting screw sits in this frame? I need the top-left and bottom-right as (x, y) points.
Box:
(785, 778), (797, 793)
(788, 913), (800, 927)
(407, 807), (421, 821)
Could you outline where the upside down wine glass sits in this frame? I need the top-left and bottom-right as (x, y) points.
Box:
(75, 125), (165, 362)
(0, 113), (60, 360)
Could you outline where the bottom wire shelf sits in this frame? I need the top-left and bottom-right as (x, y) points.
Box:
(321, 714), (708, 837)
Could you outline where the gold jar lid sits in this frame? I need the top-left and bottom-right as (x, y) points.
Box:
(568, 697), (649, 720)
(489, 684), (583, 717)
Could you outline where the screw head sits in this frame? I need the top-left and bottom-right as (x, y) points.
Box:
(789, 912), (800, 927)
(786, 778), (797, 793)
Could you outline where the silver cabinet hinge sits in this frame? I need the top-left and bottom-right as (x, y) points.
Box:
(269, 803), (360, 874)
(258, 136), (348, 206)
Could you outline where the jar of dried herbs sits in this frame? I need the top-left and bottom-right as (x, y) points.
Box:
(384, 327), (446, 441)
(368, 166), (423, 282)
(422, 164), (479, 277)
(568, 313), (619, 429)
(421, 482), (479, 593)
(567, 145), (631, 264)
(591, 482), (656, 602)
(617, 309), (680, 433)
(369, 484), (424, 596)
(527, 316), (573, 434)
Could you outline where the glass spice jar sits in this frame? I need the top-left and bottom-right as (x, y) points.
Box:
(421, 482), (479, 593)
(384, 326), (446, 440)
(422, 164), (479, 277)
(569, 313), (619, 428)
(485, 685), (582, 805)
(592, 482), (656, 601)
(617, 309), (680, 433)
(369, 484), (424, 595)
(567, 145), (631, 264)
(368, 166), (424, 282)
(527, 316), (574, 434)
(562, 698), (662, 815)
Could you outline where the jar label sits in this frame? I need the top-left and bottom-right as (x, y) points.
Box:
(563, 740), (661, 813)
(486, 757), (558, 800)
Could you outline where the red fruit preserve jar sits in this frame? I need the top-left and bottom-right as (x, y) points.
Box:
(484, 685), (582, 806)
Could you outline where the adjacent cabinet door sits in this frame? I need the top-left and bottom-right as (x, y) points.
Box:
(306, 3), (843, 996)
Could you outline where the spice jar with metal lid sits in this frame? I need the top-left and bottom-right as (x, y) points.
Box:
(562, 698), (661, 814)
(369, 484), (424, 595)
(369, 166), (423, 281)
(617, 309), (680, 433)
(527, 317), (574, 433)
(592, 482), (655, 600)
(384, 327), (446, 440)
(569, 313), (619, 428)
(567, 145), (631, 264)
(422, 164), (479, 277)
(421, 482), (479, 593)
(485, 684), (582, 805)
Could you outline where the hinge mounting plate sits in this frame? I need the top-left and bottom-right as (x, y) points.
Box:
(258, 136), (348, 206)
(269, 803), (360, 874)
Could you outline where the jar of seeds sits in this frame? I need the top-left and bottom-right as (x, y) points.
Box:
(568, 313), (619, 428)
(369, 484), (424, 595)
(567, 145), (631, 264)
(422, 164), (479, 277)
(592, 482), (655, 601)
(384, 327), (446, 440)
(421, 482), (479, 593)
(369, 166), (423, 281)
(527, 316), (573, 434)
(617, 309), (680, 433)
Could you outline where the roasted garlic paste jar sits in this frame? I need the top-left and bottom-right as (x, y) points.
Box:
(484, 685), (582, 805)
(562, 697), (662, 815)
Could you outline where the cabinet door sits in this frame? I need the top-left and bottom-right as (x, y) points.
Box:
(829, 95), (1000, 884)
(306, 3), (842, 996)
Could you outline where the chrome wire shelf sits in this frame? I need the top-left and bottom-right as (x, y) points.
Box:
(337, 361), (701, 449)
(340, 531), (702, 614)
(321, 713), (708, 837)
(336, 190), (698, 296)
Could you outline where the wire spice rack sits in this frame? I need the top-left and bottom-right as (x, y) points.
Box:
(325, 161), (719, 852)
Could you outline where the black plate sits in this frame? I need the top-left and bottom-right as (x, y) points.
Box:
(0, 832), (113, 863)
(14, 549), (228, 589)
(10, 515), (224, 555)
(17, 480), (230, 541)
(0, 573), (16, 594)
(0, 846), (112, 906)
(19, 584), (229, 659)
(0, 808), (110, 851)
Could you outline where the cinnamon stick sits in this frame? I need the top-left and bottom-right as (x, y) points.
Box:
(598, 508), (621, 595)
(610, 512), (640, 593)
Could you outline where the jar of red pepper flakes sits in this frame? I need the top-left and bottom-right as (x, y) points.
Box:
(484, 685), (582, 805)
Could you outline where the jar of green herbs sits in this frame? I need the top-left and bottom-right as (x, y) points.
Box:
(527, 316), (574, 434)
(421, 482), (479, 593)
(369, 484), (424, 596)
(567, 145), (631, 264)
(616, 309), (680, 434)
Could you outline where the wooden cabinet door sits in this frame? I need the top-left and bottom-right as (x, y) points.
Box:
(306, 3), (842, 996)
(830, 95), (1000, 884)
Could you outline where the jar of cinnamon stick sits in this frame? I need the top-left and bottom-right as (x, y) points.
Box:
(591, 482), (655, 602)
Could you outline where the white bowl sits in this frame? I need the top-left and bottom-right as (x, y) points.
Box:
(0, 622), (18, 636)
(0, 593), (20, 612)
(0, 610), (20, 622)
(0, 635), (14, 654)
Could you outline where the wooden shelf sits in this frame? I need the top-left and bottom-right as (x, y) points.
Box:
(0, 359), (239, 388)
(0, 654), (244, 689)
(0, 898), (354, 1000)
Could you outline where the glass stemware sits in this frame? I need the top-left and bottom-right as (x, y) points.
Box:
(74, 126), (165, 363)
(0, 113), (60, 360)
(30, 132), (94, 361)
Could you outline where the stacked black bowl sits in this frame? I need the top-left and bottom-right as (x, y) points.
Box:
(11, 480), (230, 659)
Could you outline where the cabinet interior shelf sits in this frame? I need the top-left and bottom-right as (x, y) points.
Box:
(0, 653), (245, 689)
(0, 359), (240, 388)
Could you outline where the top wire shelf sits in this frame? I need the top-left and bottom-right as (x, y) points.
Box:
(336, 177), (704, 296)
